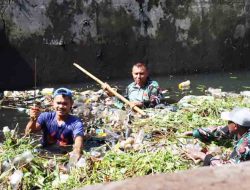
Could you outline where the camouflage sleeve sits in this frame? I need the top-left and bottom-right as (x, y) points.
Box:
(193, 126), (231, 143)
(203, 133), (250, 166)
(147, 83), (162, 108)
(231, 133), (250, 163)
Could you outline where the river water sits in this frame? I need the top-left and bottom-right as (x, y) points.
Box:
(1, 70), (250, 132)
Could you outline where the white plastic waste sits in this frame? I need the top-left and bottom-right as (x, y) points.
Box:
(41, 88), (54, 95)
(1, 160), (11, 172)
(135, 129), (145, 144)
(75, 157), (87, 168)
(13, 150), (34, 165)
(9, 170), (23, 190)
(3, 126), (10, 135)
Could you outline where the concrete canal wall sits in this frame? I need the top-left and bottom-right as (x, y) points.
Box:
(1, 0), (250, 90)
(80, 161), (250, 190)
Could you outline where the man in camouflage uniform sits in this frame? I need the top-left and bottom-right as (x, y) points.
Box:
(184, 107), (250, 166)
(124, 63), (162, 108)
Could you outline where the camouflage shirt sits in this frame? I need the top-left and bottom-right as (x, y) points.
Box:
(193, 126), (250, 165)
(124, 79), (162, 108)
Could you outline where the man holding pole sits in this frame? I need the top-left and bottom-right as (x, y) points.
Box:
(124, 63), (162, 108)
(73, 63), (147, 115)
(25, 87), (84, 160)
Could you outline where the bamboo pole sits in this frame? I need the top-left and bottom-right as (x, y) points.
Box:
(73, 63), (146, 116)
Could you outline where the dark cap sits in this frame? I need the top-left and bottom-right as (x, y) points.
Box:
(53, 87), (72, 98)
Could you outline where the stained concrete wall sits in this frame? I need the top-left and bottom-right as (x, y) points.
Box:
(80, 161), (250, 190)
(0, 0), (250, 90)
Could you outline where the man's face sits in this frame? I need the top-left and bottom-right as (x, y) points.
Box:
(132, 66), (149, 87)
(228, 121), (238, 134)
(53, 95), (73, 117)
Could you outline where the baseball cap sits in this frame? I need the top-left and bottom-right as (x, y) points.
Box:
(221, 107), (250, 127)
(53, 87), (72, 98)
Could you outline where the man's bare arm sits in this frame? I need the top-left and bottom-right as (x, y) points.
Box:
(25, 107), (41, 135)
(72, 135), (84, 158)
(25, 119), (41, 135)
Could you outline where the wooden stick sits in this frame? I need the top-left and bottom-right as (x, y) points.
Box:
(73, 63), (146, 116)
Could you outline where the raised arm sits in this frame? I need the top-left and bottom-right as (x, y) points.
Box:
(25, 107), (42, 135)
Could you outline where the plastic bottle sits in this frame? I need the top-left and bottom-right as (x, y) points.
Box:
(21, 151), (34, 163)
(178, 80), (191, 89)
(76, 157), (87, 168)
(104, 128), (120, 139)
(1, 160), (11, 172)
(13, 151), (34, 165)
(125, 127), (132, 139)
(135, 129), (145, 144)
(68, 153), (78, 168)
(9, 170), (23, 190)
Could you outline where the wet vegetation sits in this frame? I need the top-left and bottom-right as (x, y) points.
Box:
(1, 88), (250, 189)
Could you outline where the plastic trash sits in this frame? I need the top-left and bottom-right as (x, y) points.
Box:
(21, 151), (34, 163)
(41, 88), (54, 95)
(3, 126), (10, 135)
(75, 157), (87, 168)
(240, 91), (250, 97)
(1, 160), (11, 172)
(3, 91), (12, 97)
(68, 153), (78, 168)
(90, 150), (102, 158)
(178, 80), (191, 89)
(125, 127), (132, 139)
(135, 129), (145, 144)
(52, 173), (69, 188)
(9, 170), (23, 190)
(95, 129), (106, 137)
(104, 128), (120, 139)
(13, 151), (34, 165)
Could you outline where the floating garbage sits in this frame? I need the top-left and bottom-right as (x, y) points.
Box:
(3, 126), (10, 135)
(240, 91), (250, 97)
(12, 150), (34, 166)
(41, 88), (54, 96)
(178, 80), (191, 90)
(9, 170), (23, 190)
(1, 160), (11, 172)
(52, 173), (69, 188)
(1, 88), (250, 189)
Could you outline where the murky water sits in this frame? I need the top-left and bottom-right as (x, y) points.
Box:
(0, 70), (250, 131)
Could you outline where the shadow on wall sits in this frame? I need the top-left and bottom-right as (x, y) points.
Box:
(0, 21), (33, 91)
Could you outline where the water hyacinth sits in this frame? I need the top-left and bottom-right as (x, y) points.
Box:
(0, 89), (250, 189)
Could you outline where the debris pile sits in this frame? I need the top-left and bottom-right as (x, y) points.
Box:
(0, 88), (250, 189)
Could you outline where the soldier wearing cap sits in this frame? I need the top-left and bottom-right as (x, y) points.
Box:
(184, 107), (250, 166)
(25, 87), (84, 160)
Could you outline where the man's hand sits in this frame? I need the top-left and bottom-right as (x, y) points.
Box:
(102, 83), (114, 96)
(130, 101), (143, 108)
(29, 106), (41, 121)
(183, 131), (193, 136)
(68, 151), (81, 162)
(185, 147), (206, 161)
(25, 106), (41, 135)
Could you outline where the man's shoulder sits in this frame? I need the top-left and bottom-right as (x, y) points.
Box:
(147, 79), (159, 88)
(39, 111), (56, 120)
(68, 115), (83, 125)
(127, 82), (136, 89)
